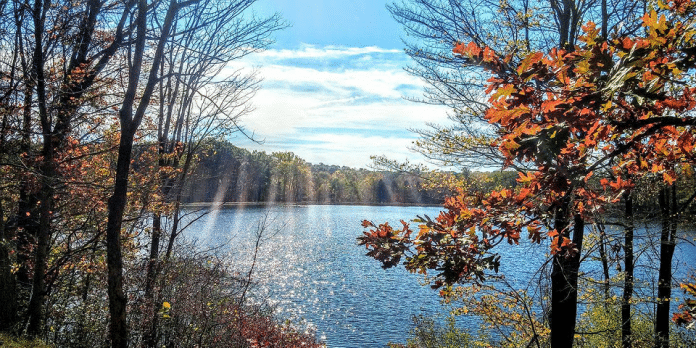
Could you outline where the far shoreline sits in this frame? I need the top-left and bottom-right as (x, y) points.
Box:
(182, 201), (443, 208)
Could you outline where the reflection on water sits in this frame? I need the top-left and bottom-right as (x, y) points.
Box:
(183, 205), (696, 348)
(186, 205), (455, 347)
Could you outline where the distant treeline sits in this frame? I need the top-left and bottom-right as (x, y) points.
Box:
(181, 140), (446, 205)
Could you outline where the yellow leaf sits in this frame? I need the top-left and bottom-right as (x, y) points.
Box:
(663, 172), (676, 185)
(490, 84), (516, 101)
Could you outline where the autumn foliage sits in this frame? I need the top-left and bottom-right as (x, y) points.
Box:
(360, 0), (696, 338)
(674, 277), (696, 328)
(0, 0), (308, 346)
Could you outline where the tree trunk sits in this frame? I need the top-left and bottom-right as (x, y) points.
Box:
(655, 185), (677, 348)
(25, 155), (53, 336)
(106, 130), (135, 348)
(0, 52), (19, 330)
(550, 0), (572, 48)
(550, 204), (584, 348)
(142, 66), (176, 346)
(105, 1), (180, 346)
(0, 201), (18, 332)
(142, 213), (161, 348)
(598, 223), (611, 304)
(25, 0), (52, 335)
(622, 191), (634, 348)
(16, 78), (36, 288)
(601, 0), (608, 38)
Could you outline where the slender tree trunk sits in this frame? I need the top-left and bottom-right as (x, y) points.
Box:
(106, 130), (136, 348)
(142, 65), (175, 346)
(105, 1), (180, 346)
(25, 0), (52, 335)
(76, 245), (96, 344)
(142, 213), (161, 348)
(550, 203), (584, 348)
(550, 0), (572, 48)
(15, 6), (36, 290)
(601, 0), (608, 38)
(105, 0), (148, 343)
(598, 223), (611, 304)
(622, 191), (634, 348)
(164, 201), (181, 260)
(655, 185), (677, 348)
(26, 157), (52, 336)
(0, 200), (18, 332)
(523, 0), (530, 51)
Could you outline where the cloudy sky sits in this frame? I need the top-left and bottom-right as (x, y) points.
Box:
(228, 0), (450, 168)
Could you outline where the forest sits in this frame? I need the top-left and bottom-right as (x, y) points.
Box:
(0, 0), (328, 346)
(359, 0), (696, 347)
(178, 139), (490, 205)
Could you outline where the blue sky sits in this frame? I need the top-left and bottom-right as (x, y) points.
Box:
(231, 0), (449, 168)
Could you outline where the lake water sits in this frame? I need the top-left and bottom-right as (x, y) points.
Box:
(184, 204), (696, 348)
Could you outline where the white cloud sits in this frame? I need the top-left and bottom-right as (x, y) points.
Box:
(259, 64), (418, 99)
(229, 45), (450, 168)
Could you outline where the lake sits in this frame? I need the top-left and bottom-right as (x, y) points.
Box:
(183, 204), (696, 348)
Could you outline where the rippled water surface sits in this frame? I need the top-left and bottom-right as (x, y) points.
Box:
(187, 205), (462, 347)
(184, 204), (696, 347)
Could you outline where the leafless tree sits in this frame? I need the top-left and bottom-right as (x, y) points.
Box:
(140, 1), (284, 346)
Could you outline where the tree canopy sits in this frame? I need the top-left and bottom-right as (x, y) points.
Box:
(361, 1), (696, 347)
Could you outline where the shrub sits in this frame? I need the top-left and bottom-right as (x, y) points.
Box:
(388, 315), (477, 348)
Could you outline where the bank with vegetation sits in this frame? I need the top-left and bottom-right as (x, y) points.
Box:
(177, 139), (519, 206)
(359, 0), (696, 347)
(0, 0), (325, 346)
